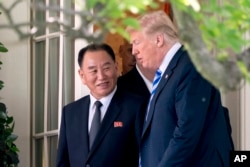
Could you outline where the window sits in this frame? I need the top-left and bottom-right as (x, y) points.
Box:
(31, 0), (74, 166)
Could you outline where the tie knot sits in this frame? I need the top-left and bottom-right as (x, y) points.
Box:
(155, 69), (162, 76)
(153, 69), (162, 85)
(95, 101), (102, 109)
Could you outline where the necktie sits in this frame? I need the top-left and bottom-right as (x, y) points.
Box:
(89, 101), (102, 149)
(139, 69), (162, 167)
(144, 69), (162, 121)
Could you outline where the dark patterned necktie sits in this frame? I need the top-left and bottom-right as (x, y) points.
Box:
(89, 101), (102, 149)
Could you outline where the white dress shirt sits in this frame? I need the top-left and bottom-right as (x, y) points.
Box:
(88, 86), (117, 132)
(136, 65), (153, 92)
(158, 42), (182, 78)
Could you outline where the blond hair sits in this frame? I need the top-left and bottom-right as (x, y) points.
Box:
(128, 10), (179, 44)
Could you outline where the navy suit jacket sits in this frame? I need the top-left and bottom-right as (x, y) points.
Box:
(140, 47), (234, 167)
(117, 67), (150, 99)
(56, 88), (147, 167)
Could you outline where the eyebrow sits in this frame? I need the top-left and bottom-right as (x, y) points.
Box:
(132, 40), (140, 44)
(87, 62), (112, 70)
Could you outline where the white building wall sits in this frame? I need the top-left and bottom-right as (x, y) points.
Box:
(222, 83), (250, 150)
(240, 83), (250, 149)
(0, 0), (30, 167)
(222, 90), (241, 150)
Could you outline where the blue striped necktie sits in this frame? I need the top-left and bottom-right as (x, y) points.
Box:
(139, 69), (162, 167)
(145, 69), (162, 121)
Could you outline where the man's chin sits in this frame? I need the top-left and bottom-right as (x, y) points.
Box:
(98, 89), (113, 96)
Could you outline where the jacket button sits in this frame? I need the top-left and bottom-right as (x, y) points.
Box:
(86, 164), (90, 167)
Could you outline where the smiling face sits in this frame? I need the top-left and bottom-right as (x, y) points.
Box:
(78, 50), (118, 99)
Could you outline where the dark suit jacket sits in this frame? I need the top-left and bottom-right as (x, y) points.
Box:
(140, 47), (234, 167)
(56, 88), (147, 167)
(117, 67), (150, 99)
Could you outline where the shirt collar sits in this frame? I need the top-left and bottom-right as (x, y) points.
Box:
(136, 65), (152, 92)
(159, 42), (182, 75)
(89, 86), (117, 110)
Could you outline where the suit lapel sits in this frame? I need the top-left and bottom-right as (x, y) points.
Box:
(142, 47), (185, 138)
(87, 90), (121, 159)
(79, 97), (91, 157)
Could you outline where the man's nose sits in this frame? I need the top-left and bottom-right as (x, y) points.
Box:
(132, 47), (138, 56)
(97, 70), (105, 79)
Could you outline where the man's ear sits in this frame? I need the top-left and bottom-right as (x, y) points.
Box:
(155, 33), (164, 47)
(78, 69), (86, 84)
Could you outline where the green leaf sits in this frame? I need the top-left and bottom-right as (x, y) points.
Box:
(10, 145), (19, 152)
(0, 110), (7, 119)
(237, 61), (250, 80)
(122, 18), (140, 29)
(6, 116), (14, 124)
(5, 127), (14, 134)
(217, 51), (229, 62)
(115, 27), (130, 41)
(11, 121), (15, 131)
(85, 0), (99, 9)
(0, 103), (7, 112)
(0, 44), (8, 52)
(0, 80), (4, 90)
(6, 134), (18, 142)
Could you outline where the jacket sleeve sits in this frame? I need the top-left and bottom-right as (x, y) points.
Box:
(56, 107), (70, 167)
(158, 70), (213, 167)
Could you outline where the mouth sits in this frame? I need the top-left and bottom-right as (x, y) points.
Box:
(97, 82), (109, 88)
(137, 58), (143, 64)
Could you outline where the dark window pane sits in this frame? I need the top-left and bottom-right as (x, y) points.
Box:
(35, 41), (45, 133)
(47, 38), (59, 131)
(35, 138), (44, 167)
(48, 135), (58, 167)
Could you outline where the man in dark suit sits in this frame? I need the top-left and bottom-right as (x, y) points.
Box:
(117, 39), (154, 99)
(128, 10), (234, 167)
(117, 66), (151, 98)
(56, 43), (146, 167)
(118, 39), (136, 75)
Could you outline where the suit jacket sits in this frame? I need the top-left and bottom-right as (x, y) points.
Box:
(117, 67), (150, 99)
(56, 88), (147, 167)
(140, 47), (234, 167)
